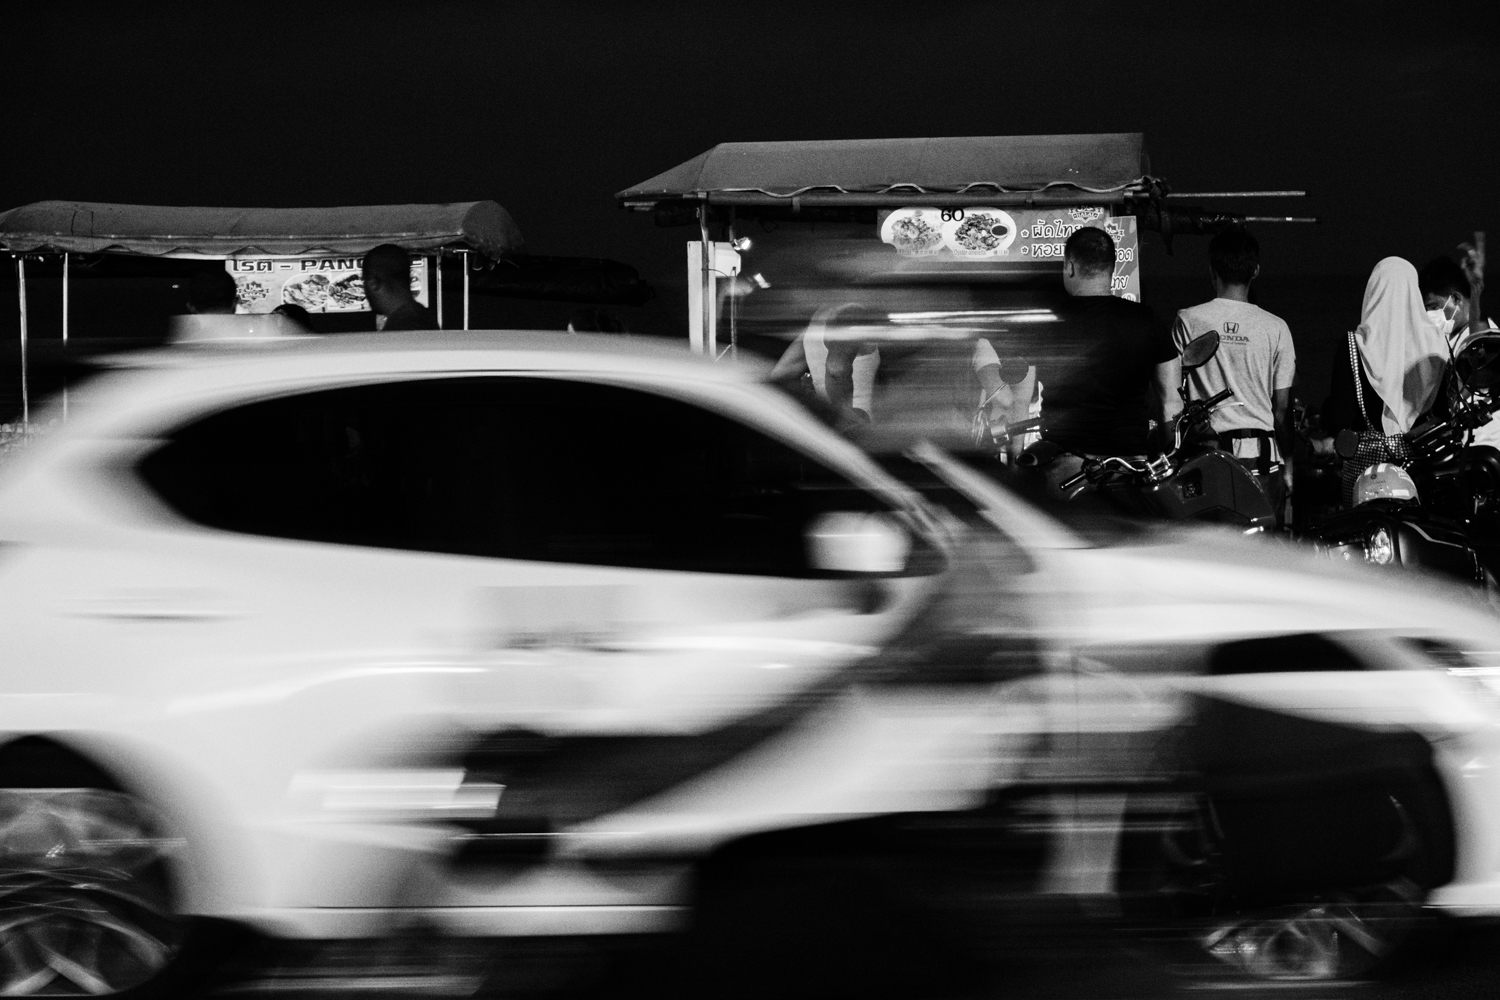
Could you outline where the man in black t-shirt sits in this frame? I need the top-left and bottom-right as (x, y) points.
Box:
(1040, 227), (1175, 457)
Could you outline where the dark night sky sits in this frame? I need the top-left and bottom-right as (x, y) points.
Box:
(2, 1), (1498, 338)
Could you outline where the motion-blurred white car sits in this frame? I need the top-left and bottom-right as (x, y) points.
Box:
(5, 327), (1500, 994)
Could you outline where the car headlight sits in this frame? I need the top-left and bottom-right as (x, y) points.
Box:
(1366, 525), (1396, 565)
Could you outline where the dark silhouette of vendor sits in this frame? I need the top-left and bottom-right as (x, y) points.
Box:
(362, 244), (436, 331)
(187, 269), (239, 314)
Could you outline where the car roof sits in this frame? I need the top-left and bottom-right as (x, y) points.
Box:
(27, 329), (780, 447)
(101, 329), (765, 383)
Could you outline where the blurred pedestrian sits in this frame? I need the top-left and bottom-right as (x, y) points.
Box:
(1160, 228), (1296, 516)
(1323, 257), (1447, 506)
(361, 244), (435, 331)
(972, 338), (1038, 458)
(771, 303), (882, 427)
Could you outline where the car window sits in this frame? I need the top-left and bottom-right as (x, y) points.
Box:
(137, 375), (922, 577)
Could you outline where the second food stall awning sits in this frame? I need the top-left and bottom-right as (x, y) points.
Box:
(0, 200), (524, 259)
(617, 133), (1149, 210)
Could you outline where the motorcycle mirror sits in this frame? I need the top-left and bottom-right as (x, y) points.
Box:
(997, 358), (1031, 386)
(1334, 428), (1361, 459)
(805, 511), (910, 575)
(1456, 330), (1500, 390)
(1181, 331), (1221, 371)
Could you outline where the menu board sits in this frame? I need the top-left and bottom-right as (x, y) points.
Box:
(878, 206), (1141, 300)
(226, 255), (430, 314)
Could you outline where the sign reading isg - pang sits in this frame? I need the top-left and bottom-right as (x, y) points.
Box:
(878, 205), (1140, 301)
(226, 255), (430, 314)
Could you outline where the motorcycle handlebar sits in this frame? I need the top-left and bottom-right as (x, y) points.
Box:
(1059, 455), (1148, 494)
(1202, 388), (1234, 409)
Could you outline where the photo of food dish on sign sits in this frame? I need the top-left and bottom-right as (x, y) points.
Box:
(878, 206), (1140, 300)
(878, 208), (946, 256)
(225, 256), (429, 314)
(945, 209), (1019, 257)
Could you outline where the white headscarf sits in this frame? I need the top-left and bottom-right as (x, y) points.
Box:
(1355, 257), (1448, 435)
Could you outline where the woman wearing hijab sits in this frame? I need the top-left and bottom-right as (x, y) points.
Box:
(1324, 257), (1449, 506)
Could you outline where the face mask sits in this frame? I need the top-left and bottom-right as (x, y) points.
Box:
(1428, 308), (1456, 337)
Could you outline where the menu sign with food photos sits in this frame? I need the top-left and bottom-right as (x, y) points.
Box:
(878, 206), (1141, 300)
(226, 255), (430, 314)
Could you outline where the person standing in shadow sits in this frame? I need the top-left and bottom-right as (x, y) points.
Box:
(361, 244), (436, 331)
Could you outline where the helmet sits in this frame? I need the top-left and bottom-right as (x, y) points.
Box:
(1353, 463), (1419, 505)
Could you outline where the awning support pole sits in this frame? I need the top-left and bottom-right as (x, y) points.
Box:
(435, 251), (444, 330)
(726, 213), (738, 361)
(462, 250), (471, 330)
(699, 205), (713, 357)
(61, 252), (69, 421)
(16, 257), (29, 428)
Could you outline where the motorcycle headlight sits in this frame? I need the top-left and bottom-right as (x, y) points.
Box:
(1366, 525), (1396, 565)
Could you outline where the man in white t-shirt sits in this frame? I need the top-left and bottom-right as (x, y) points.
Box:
(1158, 228), (1296, 511)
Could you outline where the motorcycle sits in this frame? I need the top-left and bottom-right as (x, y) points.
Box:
(978, 331), (1277, 531)
(1309, 328), (1500, 589)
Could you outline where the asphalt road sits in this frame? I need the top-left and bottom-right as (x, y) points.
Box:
(191, 920), (1500, 1000)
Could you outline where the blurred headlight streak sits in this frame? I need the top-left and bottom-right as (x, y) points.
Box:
(290, 769), (503, 821)
(886, 308), (1059, 325)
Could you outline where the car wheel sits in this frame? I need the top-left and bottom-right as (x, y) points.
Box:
(1195, 883), (1422, 980)
(1123, 790), (1430, 982)
(0, 785), (188, 997)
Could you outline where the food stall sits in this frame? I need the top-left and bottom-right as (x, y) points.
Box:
(0, 200), (524, 423)
(615, 133), (1305, 357)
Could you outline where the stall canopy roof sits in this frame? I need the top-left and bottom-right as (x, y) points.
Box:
(618, 133), (1148, 206)
(0, 200), (524, 259)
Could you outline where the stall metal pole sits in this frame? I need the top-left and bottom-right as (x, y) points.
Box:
(726, 215), (737, 361)
(435, 251), (444, 330)
(463, 250), (471, 330)
(698, 205), (714, 358)
(16, 258), (29, 428)
(61, 252), (69, 420)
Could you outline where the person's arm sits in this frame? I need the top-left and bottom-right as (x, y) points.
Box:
(1156, 357), (1183, 425)
(976, 362), (1005, 409)
(1006, 366), (1038, 459)
(824, 338), (859, 415)
(1272, 326), (1297, 488)
(977, 360), (1037, 458)
(1273, 386), (1294, 488)
(769, 334), (809, 385)
(1158, 312), (1191, 424)
(1007, 366), (1037, 423)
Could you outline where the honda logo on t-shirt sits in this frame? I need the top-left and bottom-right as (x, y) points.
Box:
(1221, 321), (1249, 343)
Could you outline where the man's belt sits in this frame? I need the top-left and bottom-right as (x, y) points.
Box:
(1217, 428), (1277, 475)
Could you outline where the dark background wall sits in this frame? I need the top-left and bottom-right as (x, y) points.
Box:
(2, 1), (1494, 420)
